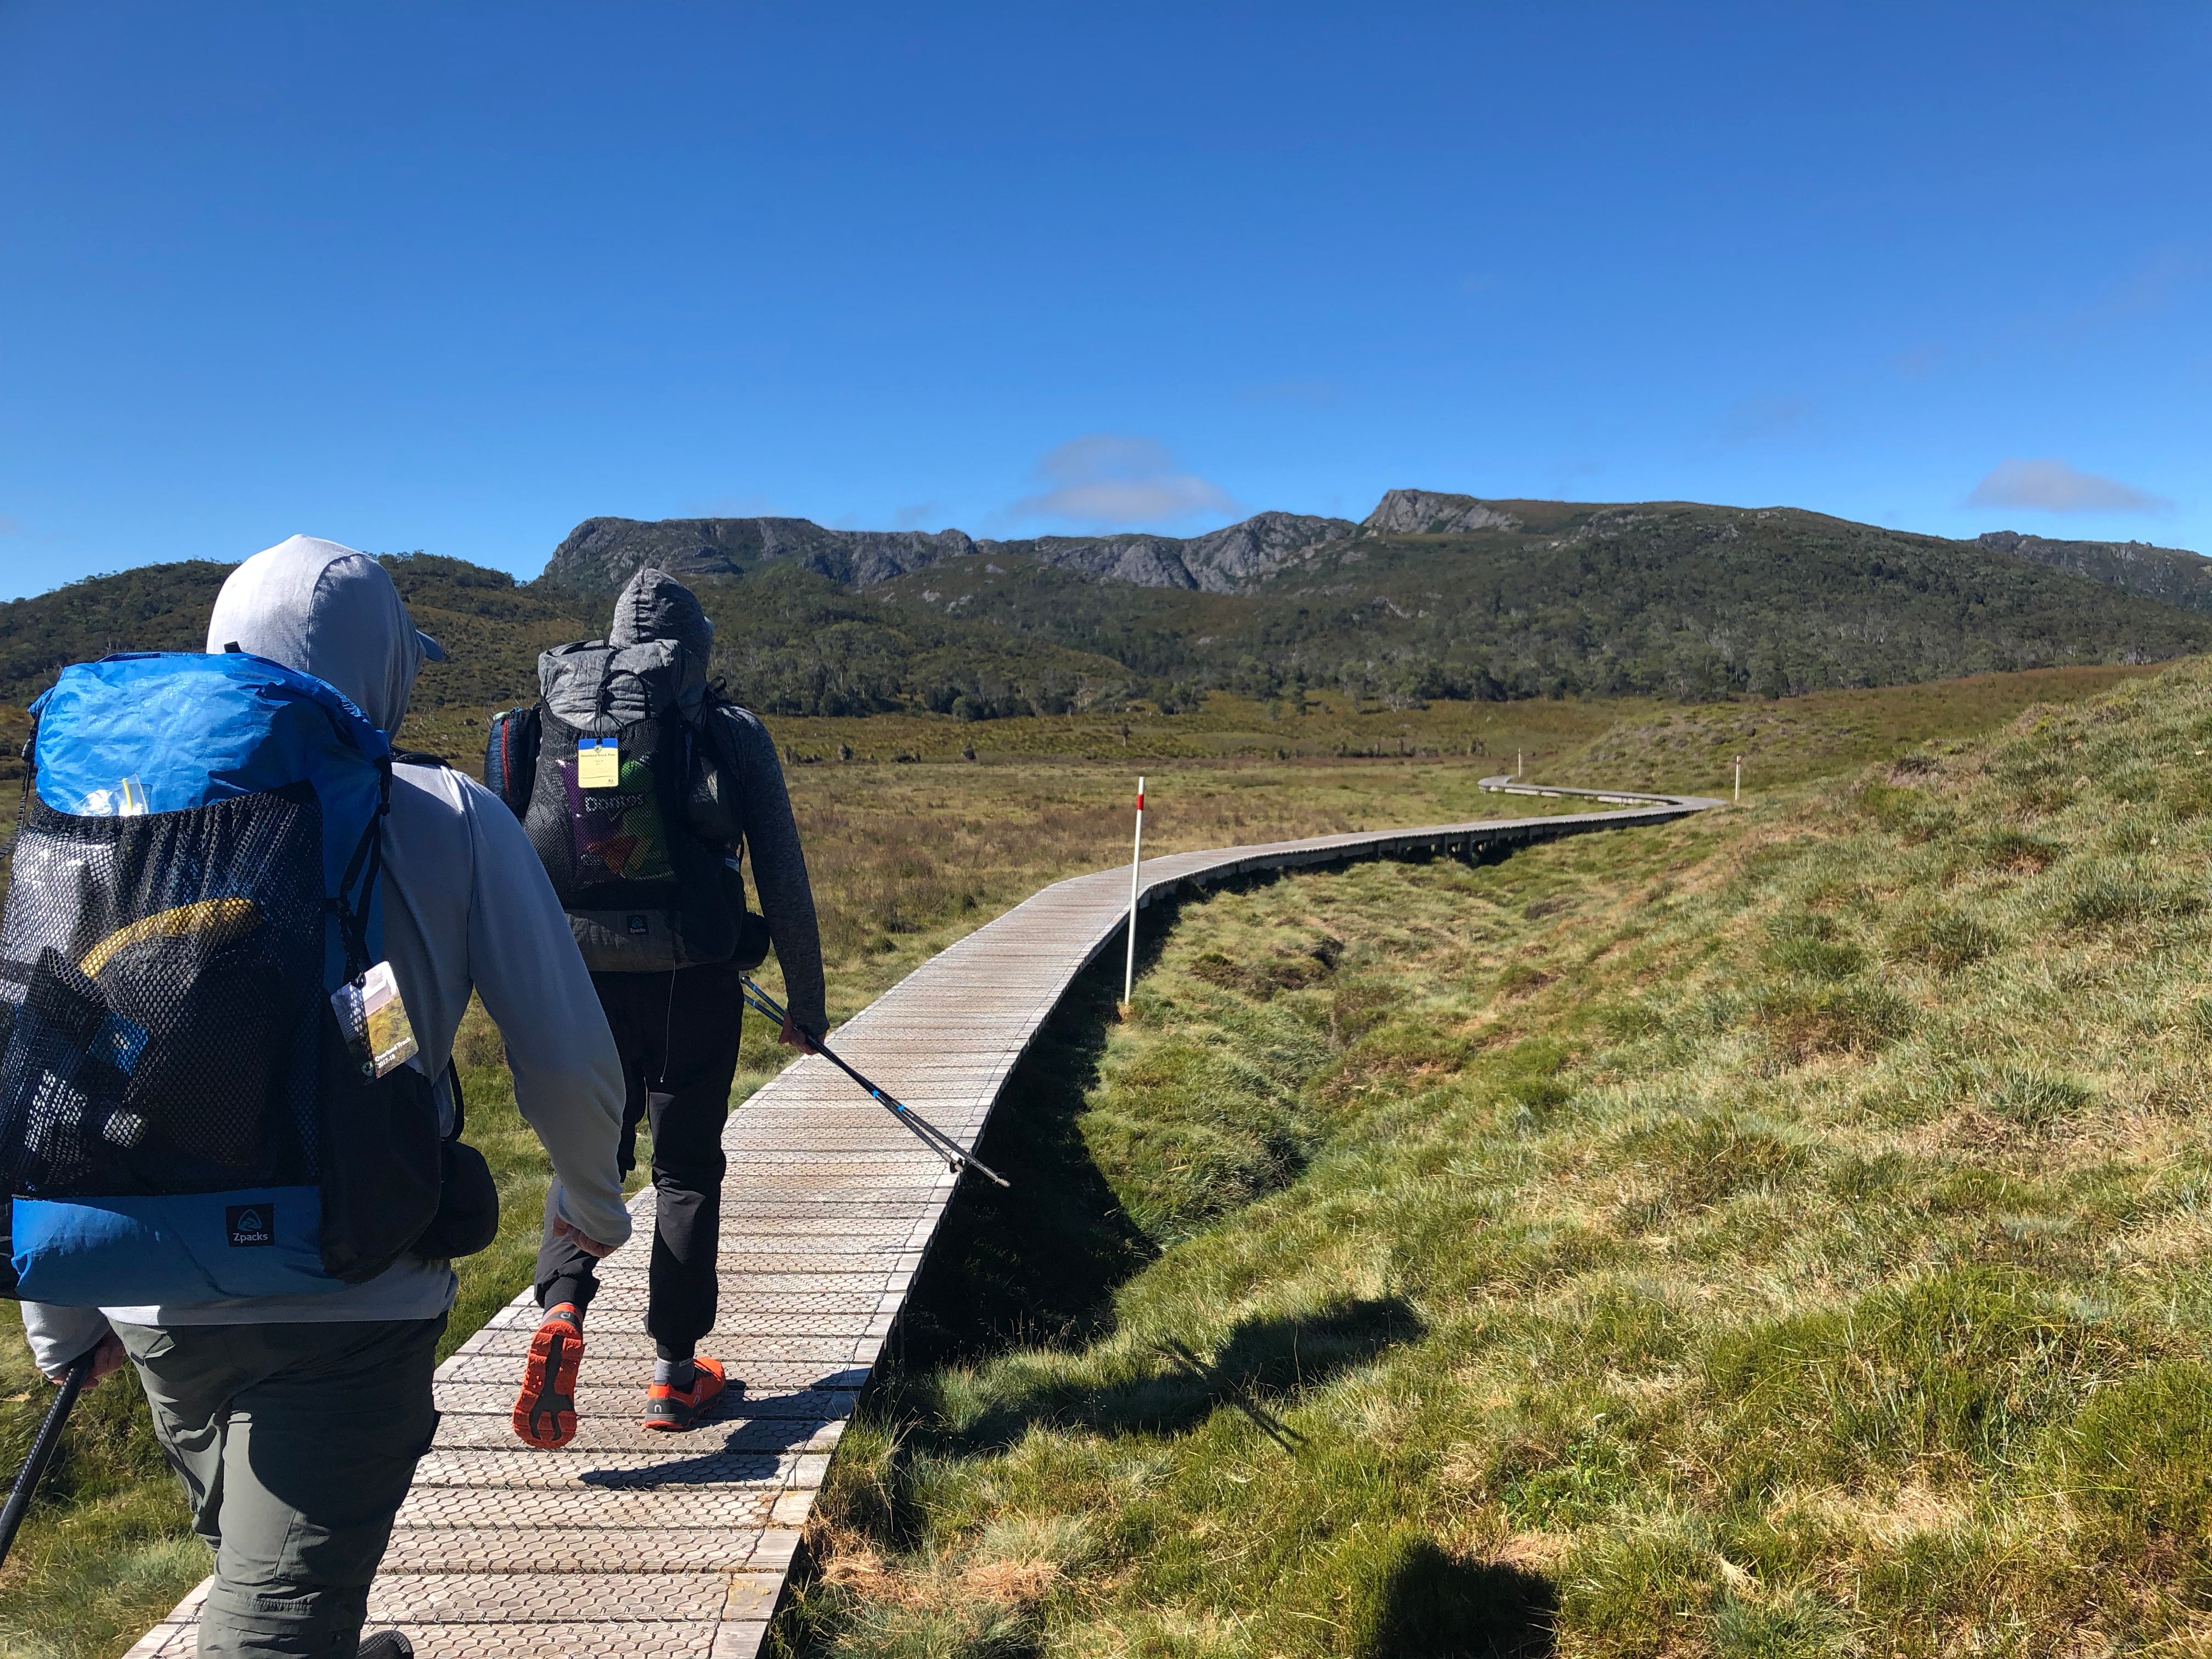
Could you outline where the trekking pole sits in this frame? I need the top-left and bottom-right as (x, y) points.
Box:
(736, 976), (1011, 1188)
(0, 1346), (95, 1571)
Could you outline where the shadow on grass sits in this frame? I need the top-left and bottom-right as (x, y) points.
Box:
(889, 938), (1159, 1371)
(888, 878), (1427, 1430)
(888, 872), (1318, 1372)
(925, 1293), (1427, 1454)
(1358, 1537), (1557, 1658)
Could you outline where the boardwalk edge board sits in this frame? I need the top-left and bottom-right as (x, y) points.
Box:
(123, 780), (1719, 1658)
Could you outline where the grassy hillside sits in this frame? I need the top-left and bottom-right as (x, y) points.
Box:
(775, 657), (2212, 1657)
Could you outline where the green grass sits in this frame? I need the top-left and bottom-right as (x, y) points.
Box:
(0, 658), (2187, 1656)
(772, 656), (2212, 1657)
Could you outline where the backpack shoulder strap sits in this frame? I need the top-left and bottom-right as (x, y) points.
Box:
(695, 696), (748, 769)
(482, 707), (540, 820)
(330, 753), (394, 982)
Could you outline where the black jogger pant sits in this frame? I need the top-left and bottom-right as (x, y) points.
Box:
(534, 962), (745, 1360)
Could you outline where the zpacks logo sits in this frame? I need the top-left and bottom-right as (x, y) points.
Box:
(225, 1205), (275, 1248)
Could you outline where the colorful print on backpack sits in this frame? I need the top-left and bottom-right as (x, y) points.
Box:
(559, 744), (675, 887)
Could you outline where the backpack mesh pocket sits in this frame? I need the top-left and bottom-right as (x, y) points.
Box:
(527, 718), (679, 898)
(0, 785), (325, 1196)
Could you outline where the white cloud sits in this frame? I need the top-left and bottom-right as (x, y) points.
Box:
(1008, 435), (1237, 529)
(1967, 458), (2172, 515)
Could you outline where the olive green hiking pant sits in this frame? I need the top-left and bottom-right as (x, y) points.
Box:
(115, 1316), (445, 1658)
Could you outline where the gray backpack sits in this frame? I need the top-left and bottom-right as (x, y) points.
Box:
(486, 639), (758, 972)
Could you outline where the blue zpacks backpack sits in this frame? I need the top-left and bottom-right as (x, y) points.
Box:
(0, 652), (443, 1304)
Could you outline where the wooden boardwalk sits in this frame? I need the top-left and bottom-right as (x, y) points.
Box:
(125, 781), (1719, 1657)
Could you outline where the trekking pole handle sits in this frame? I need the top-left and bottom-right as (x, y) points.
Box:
(738, 978), (1011, 1188)
(0, 1347), (95, 1571)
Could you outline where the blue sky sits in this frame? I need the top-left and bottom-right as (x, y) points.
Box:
(3, 2), (2207, 599)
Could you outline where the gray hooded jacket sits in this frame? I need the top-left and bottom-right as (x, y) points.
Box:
(607, 567), (827, 1036)
(21, 536), (633, 1371)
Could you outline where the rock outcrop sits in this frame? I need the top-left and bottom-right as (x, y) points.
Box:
(544, 509), (1362, 594)
(1361, 489), (1523, 537)
(545, 517), (978, 591)
(540, 494), (1557, 595)
(981, 511), (1361, 592)
(1978, 531), (2212, 614)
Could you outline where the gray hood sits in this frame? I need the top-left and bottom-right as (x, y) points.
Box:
(607, 566), (713, 715)
(205, 534), (446, 734)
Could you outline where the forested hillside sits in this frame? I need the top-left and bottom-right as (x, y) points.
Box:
(0, 561), (232, 704)
(6, 492), (2208, 720)
(0, 555), (1135, 720)
(873, 500), (2212, 706)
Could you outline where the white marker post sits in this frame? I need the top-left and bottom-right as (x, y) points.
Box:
(1734, 755), (1743, 804)
(1122, 776), (1146, 1011)
(1516, 749), (1523, 780)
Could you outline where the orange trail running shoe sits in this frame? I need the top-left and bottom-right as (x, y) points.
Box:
(644, 1356), (728, 1431)
(512, 1304), (585, 1449)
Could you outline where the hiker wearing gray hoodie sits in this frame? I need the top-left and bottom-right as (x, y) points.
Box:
(18, 536), (633, 1659)
(514, 567), (828, 1444)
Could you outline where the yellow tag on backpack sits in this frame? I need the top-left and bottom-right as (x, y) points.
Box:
(577, 737), (620, 789)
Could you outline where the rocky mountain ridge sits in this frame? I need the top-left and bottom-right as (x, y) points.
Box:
(556, 488), (2117, 599)
(540, 490), (1538, 595)
(1978, 530), (2212, 614)
(10, 494), (2212, 719)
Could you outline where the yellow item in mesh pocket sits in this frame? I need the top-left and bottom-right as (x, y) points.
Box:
(576, 737), (620, 788)
(78, 896), (263, 977)
(331, 960), (420, 1078)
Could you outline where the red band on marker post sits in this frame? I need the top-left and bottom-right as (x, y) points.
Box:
(1136, 791), (1144, 810)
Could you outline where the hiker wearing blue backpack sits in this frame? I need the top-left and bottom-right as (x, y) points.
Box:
(484, 567), (828, 1446)
(6, 537), (633, 1659)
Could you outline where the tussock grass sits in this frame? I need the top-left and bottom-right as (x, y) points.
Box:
(777, 657), (2212, 1656)
(0, 660), (2191, 1655)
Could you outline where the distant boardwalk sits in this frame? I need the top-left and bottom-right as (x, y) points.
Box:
(125, 782), (1718, 1658)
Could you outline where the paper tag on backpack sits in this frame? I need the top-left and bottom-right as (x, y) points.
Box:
(576, 737), (620, 788)
(332, 961), (420, 1077)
